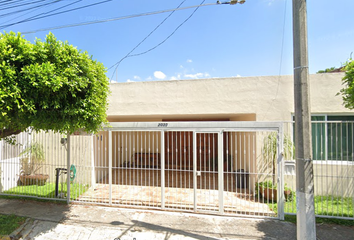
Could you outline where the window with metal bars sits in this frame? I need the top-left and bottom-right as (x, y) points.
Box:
(293, 115), (354, 161)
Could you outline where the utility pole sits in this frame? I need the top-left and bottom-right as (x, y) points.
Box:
(292, 0), (316, 239)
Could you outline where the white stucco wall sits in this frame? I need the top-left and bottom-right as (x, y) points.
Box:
(107, 73), (351, 122)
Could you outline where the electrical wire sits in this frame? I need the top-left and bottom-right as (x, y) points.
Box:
(107, 0), (188, 79)
(0, 0), (104, 27)
(110, 0), (207, 81)
(20, 2), (218, 34)
(23, 0), (83, 21)
(0, 0), (59, 18)
(129, 0), (207, 59)
(262, 0), (288, 121)
(0, 0), (49, 11)
(278, 0), (287, 77)
(0, 0), (112, 29)
(0, 0), (77, 22)
(0, 1), (57, 26)
(0, 0), (36, 7)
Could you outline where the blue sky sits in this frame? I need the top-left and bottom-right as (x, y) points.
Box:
(2, 0), (353, 82)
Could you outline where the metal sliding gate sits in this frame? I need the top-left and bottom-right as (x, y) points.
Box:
(73, 122), (284, 219)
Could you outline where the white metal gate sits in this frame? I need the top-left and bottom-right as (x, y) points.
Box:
(3, 122), (354, 220)
(73, 122), (284, 219)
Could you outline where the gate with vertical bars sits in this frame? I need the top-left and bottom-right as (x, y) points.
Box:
(2, 121), (354, 220)
(75, 122), (284, 219)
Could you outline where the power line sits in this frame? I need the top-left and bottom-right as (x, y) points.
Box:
(0, 0), (49, 11)
(0, 0), (59, 18)
(23, 0), (83, 21)
(262, 0), (288, 121)
(21, 2), (218, 34)
(0, 0), (36, 7)
(0, 1), (60, 26)
(0, 0), (112, 29)
(0, 0), (77, 23)
(0, 0), (107, 28)
(108, 0), (188, 78)
(110, 0), (207, 81)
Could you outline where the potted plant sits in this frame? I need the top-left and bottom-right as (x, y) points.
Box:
(19, 142), (49, 186)
(262, 132), (295, 183)
(256, 181), (294, 202)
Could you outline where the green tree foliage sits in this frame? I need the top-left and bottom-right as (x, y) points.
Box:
(339, 59), (354, 109)
(0, 32), (109, 138)
(317, 67), (336, 73)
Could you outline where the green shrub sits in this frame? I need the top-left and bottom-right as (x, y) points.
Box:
(255, 181), (295, 202)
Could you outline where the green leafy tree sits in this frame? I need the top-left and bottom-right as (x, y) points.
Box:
(339, 59), (354, 109)
(0, 32), (109, 139)
(317, 67), (336, 73)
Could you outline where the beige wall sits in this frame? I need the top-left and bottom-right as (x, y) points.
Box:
(33, 132), (93, 186)
(0, 131), (93, 192)
(94, 131), (109, 183)
(107, 73), (351, 122)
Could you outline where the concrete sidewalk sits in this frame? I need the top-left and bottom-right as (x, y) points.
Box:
(0, 199), (353, 240)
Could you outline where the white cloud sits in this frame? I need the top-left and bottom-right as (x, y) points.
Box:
(133, 75), (141, 80)
(154, 71), (166, 80)
(184, 72), (210, 79)
(146, 76), (153, 81)
(170, 73), (182, 80)
(187, 59), (193, 63)
(180, 65), (184, 69)
(229, 74), (241, 78)
(185, 73), (203, 78)
(126, 79), (134, 82)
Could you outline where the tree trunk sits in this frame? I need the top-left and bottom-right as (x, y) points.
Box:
(0, 128), (23, 139)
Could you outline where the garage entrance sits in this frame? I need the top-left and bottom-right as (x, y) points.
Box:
(77, 122), (284, 219)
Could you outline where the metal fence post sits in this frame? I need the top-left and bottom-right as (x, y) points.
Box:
(66, 134), (71, 204)
(161, 130), (165, 209)
(109, 131), (112, 205)
(91, 134), (96, 189)
(218, 130), (224, 214)
(193, 131), (197, 212)
(278, 126), (285, 220)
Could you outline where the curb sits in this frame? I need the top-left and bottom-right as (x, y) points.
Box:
(9, 218), (36, 240)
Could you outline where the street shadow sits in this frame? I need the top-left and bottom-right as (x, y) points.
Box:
(125, 219), (290, 240)
(127, 220), (221, 240)
(255, 219), (296, 240)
